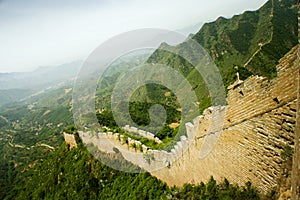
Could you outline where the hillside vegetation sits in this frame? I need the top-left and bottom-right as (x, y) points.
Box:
(148, 0), (298, 88)
(95, 0), (298, 149)
(6, 142), (261, 200)
(0, 0), (298, 198)
(0, 86), (74, 197)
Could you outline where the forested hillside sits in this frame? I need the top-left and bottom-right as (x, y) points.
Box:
(193, 0), (298, 81)
(0, 0), (298, 199)
(95, 0), (298, 150)
(148, 0), (298, 88)
(5, 141), (261, 200)
(0, 86), (74, 198)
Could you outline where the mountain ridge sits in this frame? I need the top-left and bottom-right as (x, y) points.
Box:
(0, 0), (298, 199)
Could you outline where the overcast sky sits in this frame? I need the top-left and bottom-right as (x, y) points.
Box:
(0, 0), (268, 73)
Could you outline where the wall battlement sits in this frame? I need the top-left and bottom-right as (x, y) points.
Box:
(63, 132), (77, 149)
(79, 45), (298, 194)
(152, 45), (298, 193)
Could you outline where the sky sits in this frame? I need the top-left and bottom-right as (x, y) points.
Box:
(0, 0), (268, 73)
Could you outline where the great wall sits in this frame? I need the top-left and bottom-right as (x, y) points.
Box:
(152, 45), (299, 194)
(65, 44), (299, 196)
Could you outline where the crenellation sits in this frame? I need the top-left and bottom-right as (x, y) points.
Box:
(123, 125), (162, 143)
(63, 132), (77, 149)
(77, 45), (299, 195)
(150, 46), (298, 193)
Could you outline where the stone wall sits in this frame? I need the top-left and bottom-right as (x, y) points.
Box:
(123, 125), (162, 144)
(151, 45), (298, 193)
(63, 132), (77, 149)
(79, 45), (298, 194)
(291, 6), (300, 199)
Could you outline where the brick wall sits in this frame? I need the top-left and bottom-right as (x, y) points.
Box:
(152, 45), (298, 193)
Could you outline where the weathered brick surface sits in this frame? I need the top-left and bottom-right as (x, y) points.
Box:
(63, 132), (77, 149)
(78, 45), (298, 194)
(152, 46), (298, 193)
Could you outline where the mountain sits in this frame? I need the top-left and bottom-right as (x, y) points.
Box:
(0, 89), (33, 108)
(0, 84), (74, 197)
(0, 61), (82, 107)
(91, 0), (298, 150)
(193, 0), (298, 80)
(0, 0), (298, 198)
(0, 61), (82, 90)
(148, 0), (298, 88)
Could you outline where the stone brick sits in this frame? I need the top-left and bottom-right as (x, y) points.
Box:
(151, 46), (298, 193)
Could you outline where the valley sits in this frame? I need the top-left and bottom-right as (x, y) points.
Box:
(0, 0), (298, 199)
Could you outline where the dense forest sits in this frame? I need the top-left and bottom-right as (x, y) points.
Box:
(0, 0), (298, 199)
(5, 141), (263, 200)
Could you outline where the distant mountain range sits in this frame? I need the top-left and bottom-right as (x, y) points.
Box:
(0, 0), (298, 198)
(0, 61), (82, 107)
(2, 0), (297, 110)
(0, 60), (82, 90)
